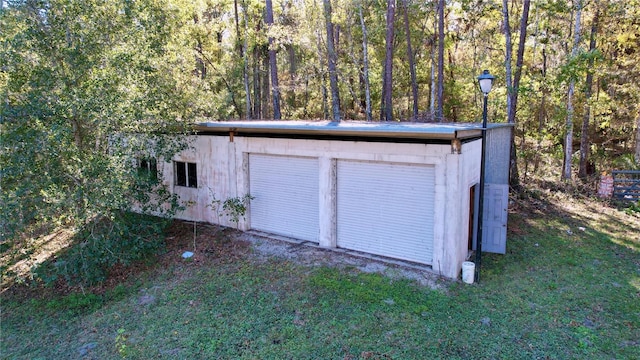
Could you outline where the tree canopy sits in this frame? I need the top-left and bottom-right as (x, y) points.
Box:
(0, 0), (203, 283)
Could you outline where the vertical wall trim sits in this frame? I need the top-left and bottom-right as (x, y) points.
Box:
(431, 161), (446, 274)
(237, 151), (250, 231)
(442, 152), (461, 278)
(228, 142), (237, 197)
(319, 157), (337, 248)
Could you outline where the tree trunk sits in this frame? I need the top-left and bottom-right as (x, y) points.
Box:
(402, 0), (418, 120)
(252, 17), (263, 120)
(436, 0), (444, 122)
(635, 107), (640, 164)
(265, 0), (281, 119)
(243, 26), (252, 118)
(508, 0), (530, 189)
(503, 0), (513, 123)
(263, 50), (270, 118)
(316, 30), (329, 119)
(238, 0), (252, 119)
(233, 0), (242, 56)
(430, 3), (436, 120)
(447, 49), (456, 121)
(430, 51), (436, 119)
(253, 48), (262, 119)
(535, 44), (548, 173)
(286, 44), (297, 112)
(564, 80), (576, 180)
(511, 0), (529, 122)
(323, 0), (341, 121)
(196, 42), (206, 79)
(563, 0), (582, 181)
(358, 4), (372, 121)
(193, 14), (206, 80)
(71, 117), (83, 151)
(579, 8), (599, 179)
(382, 0), (396, 121)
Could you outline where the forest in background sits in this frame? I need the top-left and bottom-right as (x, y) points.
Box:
(1, 1), (639, 261)
(3, 0), (640, 174)
(77, 0), (640, 180)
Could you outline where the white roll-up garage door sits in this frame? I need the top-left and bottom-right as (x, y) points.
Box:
(337, 160), (435, 264)
(249, 154), (319, 242)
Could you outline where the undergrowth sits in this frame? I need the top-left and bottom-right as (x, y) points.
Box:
(623, 200), (640, 215)
(32, 212), (170, 286)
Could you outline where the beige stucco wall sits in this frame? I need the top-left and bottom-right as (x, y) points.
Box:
(163, 134), (482, 279)
(162, 136), (235, 227)
(436, 140), (481, 278)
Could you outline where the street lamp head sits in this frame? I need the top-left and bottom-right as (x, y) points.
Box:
(477, 69), (495, 95)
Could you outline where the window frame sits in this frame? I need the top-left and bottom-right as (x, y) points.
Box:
(174, 161), (198, 188)
(137, 158), (158, 181)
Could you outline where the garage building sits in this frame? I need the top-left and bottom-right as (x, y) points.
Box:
(163, 121), (511, 279)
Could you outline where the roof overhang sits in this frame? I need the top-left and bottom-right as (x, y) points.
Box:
(194, 120), (513, 142)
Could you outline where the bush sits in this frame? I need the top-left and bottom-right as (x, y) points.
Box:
(624, 200), (640, 215)
(33, 212), (170, 286)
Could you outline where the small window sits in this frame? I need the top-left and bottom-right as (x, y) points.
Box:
(175, 161), (197, 188)
(137, 158), (158, 180)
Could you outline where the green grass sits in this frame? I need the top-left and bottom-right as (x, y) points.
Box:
(2, 194), (639, 359)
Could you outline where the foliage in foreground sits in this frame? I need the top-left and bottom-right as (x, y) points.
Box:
(1, 193), (638, 359)
(32, 213), (172, 286)
(0, 0), (200, 277)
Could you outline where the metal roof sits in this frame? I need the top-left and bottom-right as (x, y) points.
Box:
(195, 120), (512, 140)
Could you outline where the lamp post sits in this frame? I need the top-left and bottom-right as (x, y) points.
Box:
(475, 69), (494, 283)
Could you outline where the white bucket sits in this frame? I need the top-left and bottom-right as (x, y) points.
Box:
(462, 261), (475, 284)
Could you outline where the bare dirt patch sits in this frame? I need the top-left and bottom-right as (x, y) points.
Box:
(132, 220), (445, 290)
(2, 218), (446, 301)
(238, 231), (445, 289)
(144, 220), (446, 289)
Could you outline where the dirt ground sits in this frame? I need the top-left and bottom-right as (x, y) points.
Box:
(1, 219), (446, 302)
(166, 221), (445, 289)
(242, 231), (445, 289)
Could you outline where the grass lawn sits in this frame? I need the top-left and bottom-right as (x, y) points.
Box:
(1, 190), (639, 359)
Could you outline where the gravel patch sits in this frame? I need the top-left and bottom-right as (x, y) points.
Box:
(240, 231), (445, 289)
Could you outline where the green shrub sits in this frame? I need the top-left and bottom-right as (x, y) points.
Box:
(222, 194), (254, 228)
(624, 200), (640, 215)
(33, 212), (170, 286)
(612, 154), (640, 171)
(208, 192), (254, 229)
